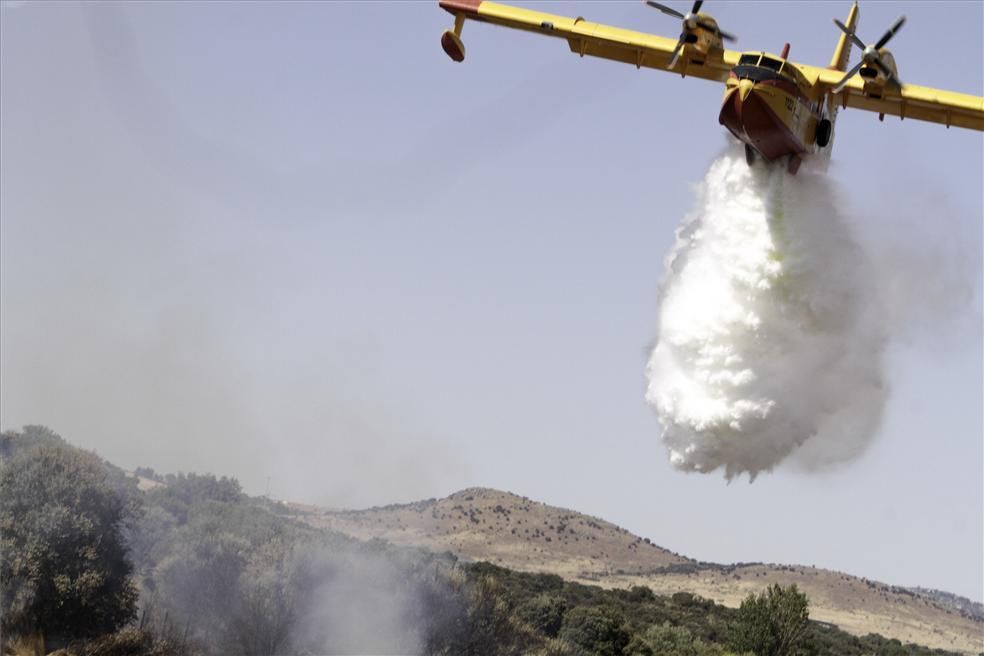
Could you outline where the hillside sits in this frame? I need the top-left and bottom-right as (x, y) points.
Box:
(290, 487), (984, 655)
(292, 487), (690, 575)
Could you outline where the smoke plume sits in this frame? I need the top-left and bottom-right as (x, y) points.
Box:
(646, 151), (888, 478)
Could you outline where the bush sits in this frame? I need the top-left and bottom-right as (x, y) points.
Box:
(72, 627), (189, 656)
(626, 622), (728, 656)
(626, 586), (656, 604)
(517, 594), (569, 637)
(559, 606), (631, 656)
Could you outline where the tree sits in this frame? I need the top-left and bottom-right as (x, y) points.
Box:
(559, 606), (631, 656)
(729, 584), (810, 656)
(0, 439), (138, 649)
(0, 424), (66, 460)
(147, 472), (242, 525)
(155, 529), (248, 644)
(225, 560), (297, 656)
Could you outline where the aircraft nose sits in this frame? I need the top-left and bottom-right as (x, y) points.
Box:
(738, 79), (754, 102)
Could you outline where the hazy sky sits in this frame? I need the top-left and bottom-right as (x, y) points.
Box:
(1, 1), (981, 601)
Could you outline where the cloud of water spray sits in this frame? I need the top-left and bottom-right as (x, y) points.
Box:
(646, 151), (888, 478)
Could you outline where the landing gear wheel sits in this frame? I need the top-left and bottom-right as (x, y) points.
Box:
(441, 29), (465, 62)
(815, 118), (832, 148)
(744, 143), (756, 166)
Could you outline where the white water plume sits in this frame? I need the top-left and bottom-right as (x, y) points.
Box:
(646, 151), (888, 478)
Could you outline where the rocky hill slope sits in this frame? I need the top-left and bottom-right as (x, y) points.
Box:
(289, 487), (983, 655)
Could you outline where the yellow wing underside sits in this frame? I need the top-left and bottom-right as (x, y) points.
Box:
(448, 0), (740, 83)
(442, 0), (984, 132)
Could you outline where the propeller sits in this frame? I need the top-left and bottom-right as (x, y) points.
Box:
(644, 0), (736, 69)
(831, 15), (906, 93)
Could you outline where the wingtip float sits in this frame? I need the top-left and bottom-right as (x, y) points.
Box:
(438, 0), (984, 175)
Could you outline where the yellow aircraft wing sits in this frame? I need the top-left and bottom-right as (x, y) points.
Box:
(820, 69), (983, 131)
(439, 0), (741, 84)
(788, 61), (984, 131)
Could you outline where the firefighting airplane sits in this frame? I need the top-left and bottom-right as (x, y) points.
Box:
(438, 0), (984, 174)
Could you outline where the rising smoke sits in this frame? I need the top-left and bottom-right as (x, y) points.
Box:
(646, 151), (888, 478)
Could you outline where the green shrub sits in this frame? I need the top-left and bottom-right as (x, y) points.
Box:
(729, 584), (809, 656)
(559, 606), (631, 656)
(1, 436), (138, 650)
(518, 594), (569, 637)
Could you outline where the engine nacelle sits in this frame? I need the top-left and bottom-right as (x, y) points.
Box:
(689, 14), (726, 56)
(859, 48), (900, 91)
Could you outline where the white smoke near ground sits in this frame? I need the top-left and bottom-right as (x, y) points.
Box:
(291, 547), (425, 655)
(646, 150), (888, 478)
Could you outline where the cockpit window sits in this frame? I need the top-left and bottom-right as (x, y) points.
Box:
(738, 54), (760, 66)
(760, 57), (782, 72)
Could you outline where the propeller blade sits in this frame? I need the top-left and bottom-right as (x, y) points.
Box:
(647, 2), (734, 47)
(645, 1), (684, 19)
(696, 19), (736, 42)
(874, 15), (906, 50)
(832, 60), (864, 94)
(668, 33), (687, 69)
(833, 18), (866, 51)
(697, 21), (738, 41)
(873, 57), (902, 87)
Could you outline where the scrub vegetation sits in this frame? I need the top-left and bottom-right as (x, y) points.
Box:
(0, 427), (965, 656)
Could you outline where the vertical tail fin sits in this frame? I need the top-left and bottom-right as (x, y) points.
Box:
(829, 2), (860, 71)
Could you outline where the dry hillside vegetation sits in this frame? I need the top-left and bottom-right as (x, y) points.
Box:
(294, 488), (689, 575)
(290, 487), (983, 656)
